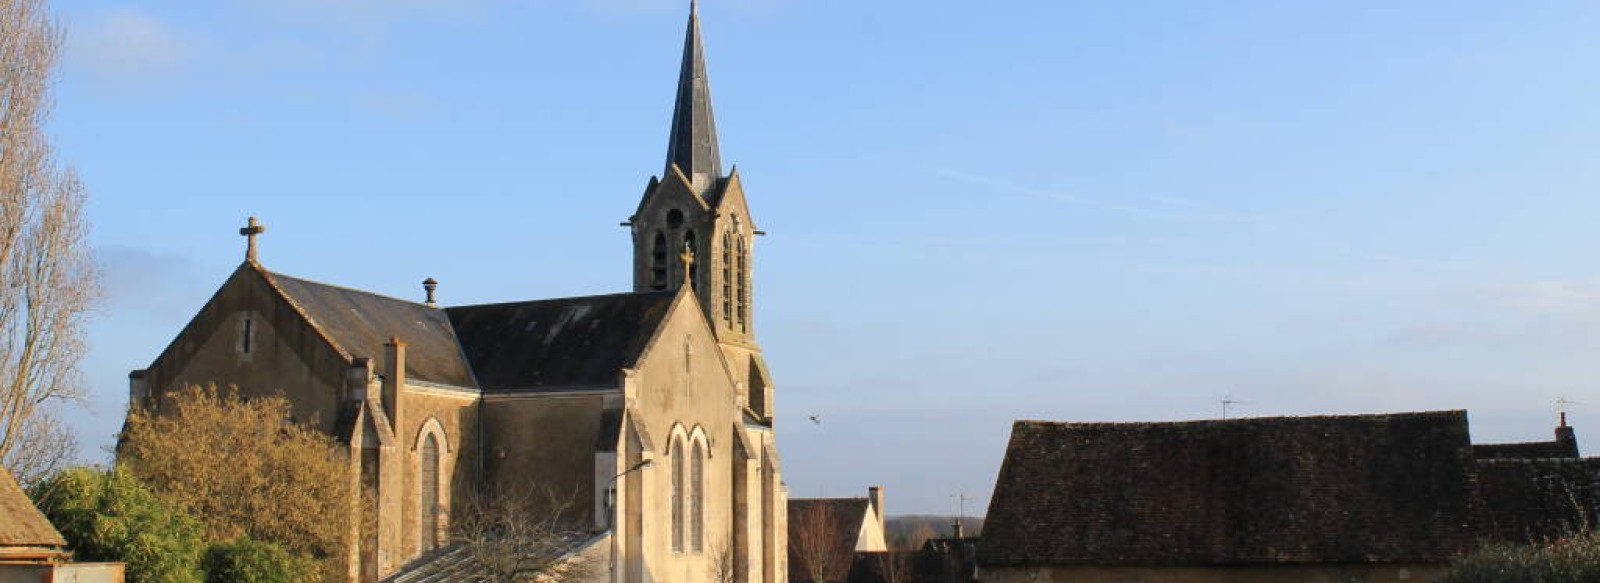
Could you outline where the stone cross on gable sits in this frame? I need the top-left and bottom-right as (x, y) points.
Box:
(680, 240), (695, 289)
(239, 216), (266, 262)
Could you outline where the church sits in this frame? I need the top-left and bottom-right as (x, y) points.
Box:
(126, 5), (788, 582)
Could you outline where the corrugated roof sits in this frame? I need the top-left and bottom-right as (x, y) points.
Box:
(266, 272), (477, 388)
(447, 291), (677, 392)
(977, 411), (1479, 567)
(0, 465), (66, 549)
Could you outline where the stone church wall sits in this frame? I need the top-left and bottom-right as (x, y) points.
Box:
(142, 266), (346, 434)
(626, 295), (744, 583)
(481, 393), (608, 525)
(396, 387), (480, 559)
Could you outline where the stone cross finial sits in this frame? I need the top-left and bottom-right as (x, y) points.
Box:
(239, 216), (266, 262)
(679, 241), (695, 288)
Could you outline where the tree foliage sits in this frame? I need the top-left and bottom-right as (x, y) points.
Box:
(0, 0), (99, 489)
(31, 466), (205, 583)
(1443, 532), (1600, 583)
(119, 385), (349, 578)
(203, 537), (319, 583)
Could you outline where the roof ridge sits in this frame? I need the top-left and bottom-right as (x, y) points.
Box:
(1016, 409), (1466, 429)
(449, 289), (676, 311)
(267, 270), (438, 308)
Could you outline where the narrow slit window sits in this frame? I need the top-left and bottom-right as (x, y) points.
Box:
(242, 317), (253, 353)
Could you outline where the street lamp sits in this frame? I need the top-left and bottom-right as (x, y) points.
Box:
(608, 459), (653, 583)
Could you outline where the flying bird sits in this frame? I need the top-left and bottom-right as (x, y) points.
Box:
(808, 414), (823, 425)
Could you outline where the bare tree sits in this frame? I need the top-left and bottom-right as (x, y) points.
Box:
(708, 537), (743, 583)
(867, 550), (918, 583)
(790, 502), (846, 583)
(1, 403), (76, 487)
(0, 0), (97, 483)
(451, 486), (598, 583)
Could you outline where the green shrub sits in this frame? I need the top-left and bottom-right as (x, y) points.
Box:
(1444, 532), (1600, 583)
(203, 537), (319, 583)
(30, 466), (205, 583)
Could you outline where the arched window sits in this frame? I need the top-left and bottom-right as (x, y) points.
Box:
(690, 439), (705, 553)
(420, 433), (441, 552)
(670, 437), (685, 554)
(684, 230), (698, 288)
(735, 236), (748, 332)
(720, 232), (733, 327)
(651, 232), (668, 290)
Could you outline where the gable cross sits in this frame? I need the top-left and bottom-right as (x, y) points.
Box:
(239, 216), (266, 262)
(679, 241), (696, 289)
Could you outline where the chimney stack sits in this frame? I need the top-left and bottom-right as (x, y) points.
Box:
(1557, 412), (1580, 457)
(383, 337), (406, 432)
(952, 520), (964, 539)
(423, 278), (438, 305)
(867, 486), (886, 535)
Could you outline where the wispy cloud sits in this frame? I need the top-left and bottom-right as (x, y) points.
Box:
(69, 9), (190, 84)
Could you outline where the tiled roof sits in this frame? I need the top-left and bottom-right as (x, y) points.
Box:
(267, 272), (477, 388)
(1474, 439), (1578, 461)
(0, 465), (66, 550)
(1477, 457), (1600, 543)
(977, 411), (1479, 567)
(447, 291), (676, 392)
(789, 498), (871, 582)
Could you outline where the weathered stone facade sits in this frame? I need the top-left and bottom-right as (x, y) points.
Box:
(128, 5), (786, 582)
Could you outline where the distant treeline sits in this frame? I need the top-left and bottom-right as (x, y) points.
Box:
(884, 515), (984, 549)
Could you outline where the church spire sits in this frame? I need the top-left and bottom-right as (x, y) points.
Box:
(664, 1), (722, 194)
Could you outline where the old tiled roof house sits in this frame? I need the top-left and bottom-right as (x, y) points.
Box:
(127, 5), (787, 582)
(977, 410), (1600, 583)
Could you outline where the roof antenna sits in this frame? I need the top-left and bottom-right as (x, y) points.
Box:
(1221, 394), (1251, 419)
(1557, 396), (1581, 427)
(950, 493), (973, 538)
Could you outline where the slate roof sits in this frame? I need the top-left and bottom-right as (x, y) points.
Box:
(663, 2), (722, 196)
(1477, 457), (1600, 543)
(977, 411), (1480, 567)
(789, 498), (872, 583)
(267, 271), (477, 388)
(0, 465), (67, 551)
(447, 291), (677, 392)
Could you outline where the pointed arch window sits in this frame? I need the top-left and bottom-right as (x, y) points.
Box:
(720, 232), (733, 327)
(735, 235), (749, 332)
(670, 437), (685, 554)
(651, 232), (669, 290)
(420, 433), (441, 552)
(690, 439), (705, 553)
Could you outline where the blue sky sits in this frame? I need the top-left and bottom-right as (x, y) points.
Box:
(50, 0), (1600, 514)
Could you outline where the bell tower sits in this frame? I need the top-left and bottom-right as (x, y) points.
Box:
(628, 2), (773, 423)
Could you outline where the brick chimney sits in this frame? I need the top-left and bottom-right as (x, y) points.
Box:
(1557, 411), (1580, 457)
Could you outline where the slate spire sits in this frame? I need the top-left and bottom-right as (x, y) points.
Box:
(664, 0), (722, 194)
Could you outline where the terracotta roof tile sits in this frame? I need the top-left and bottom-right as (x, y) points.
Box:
(0, 465), (66, 549)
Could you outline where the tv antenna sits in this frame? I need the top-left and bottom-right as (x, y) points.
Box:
(1221, 394), (1251, 419)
